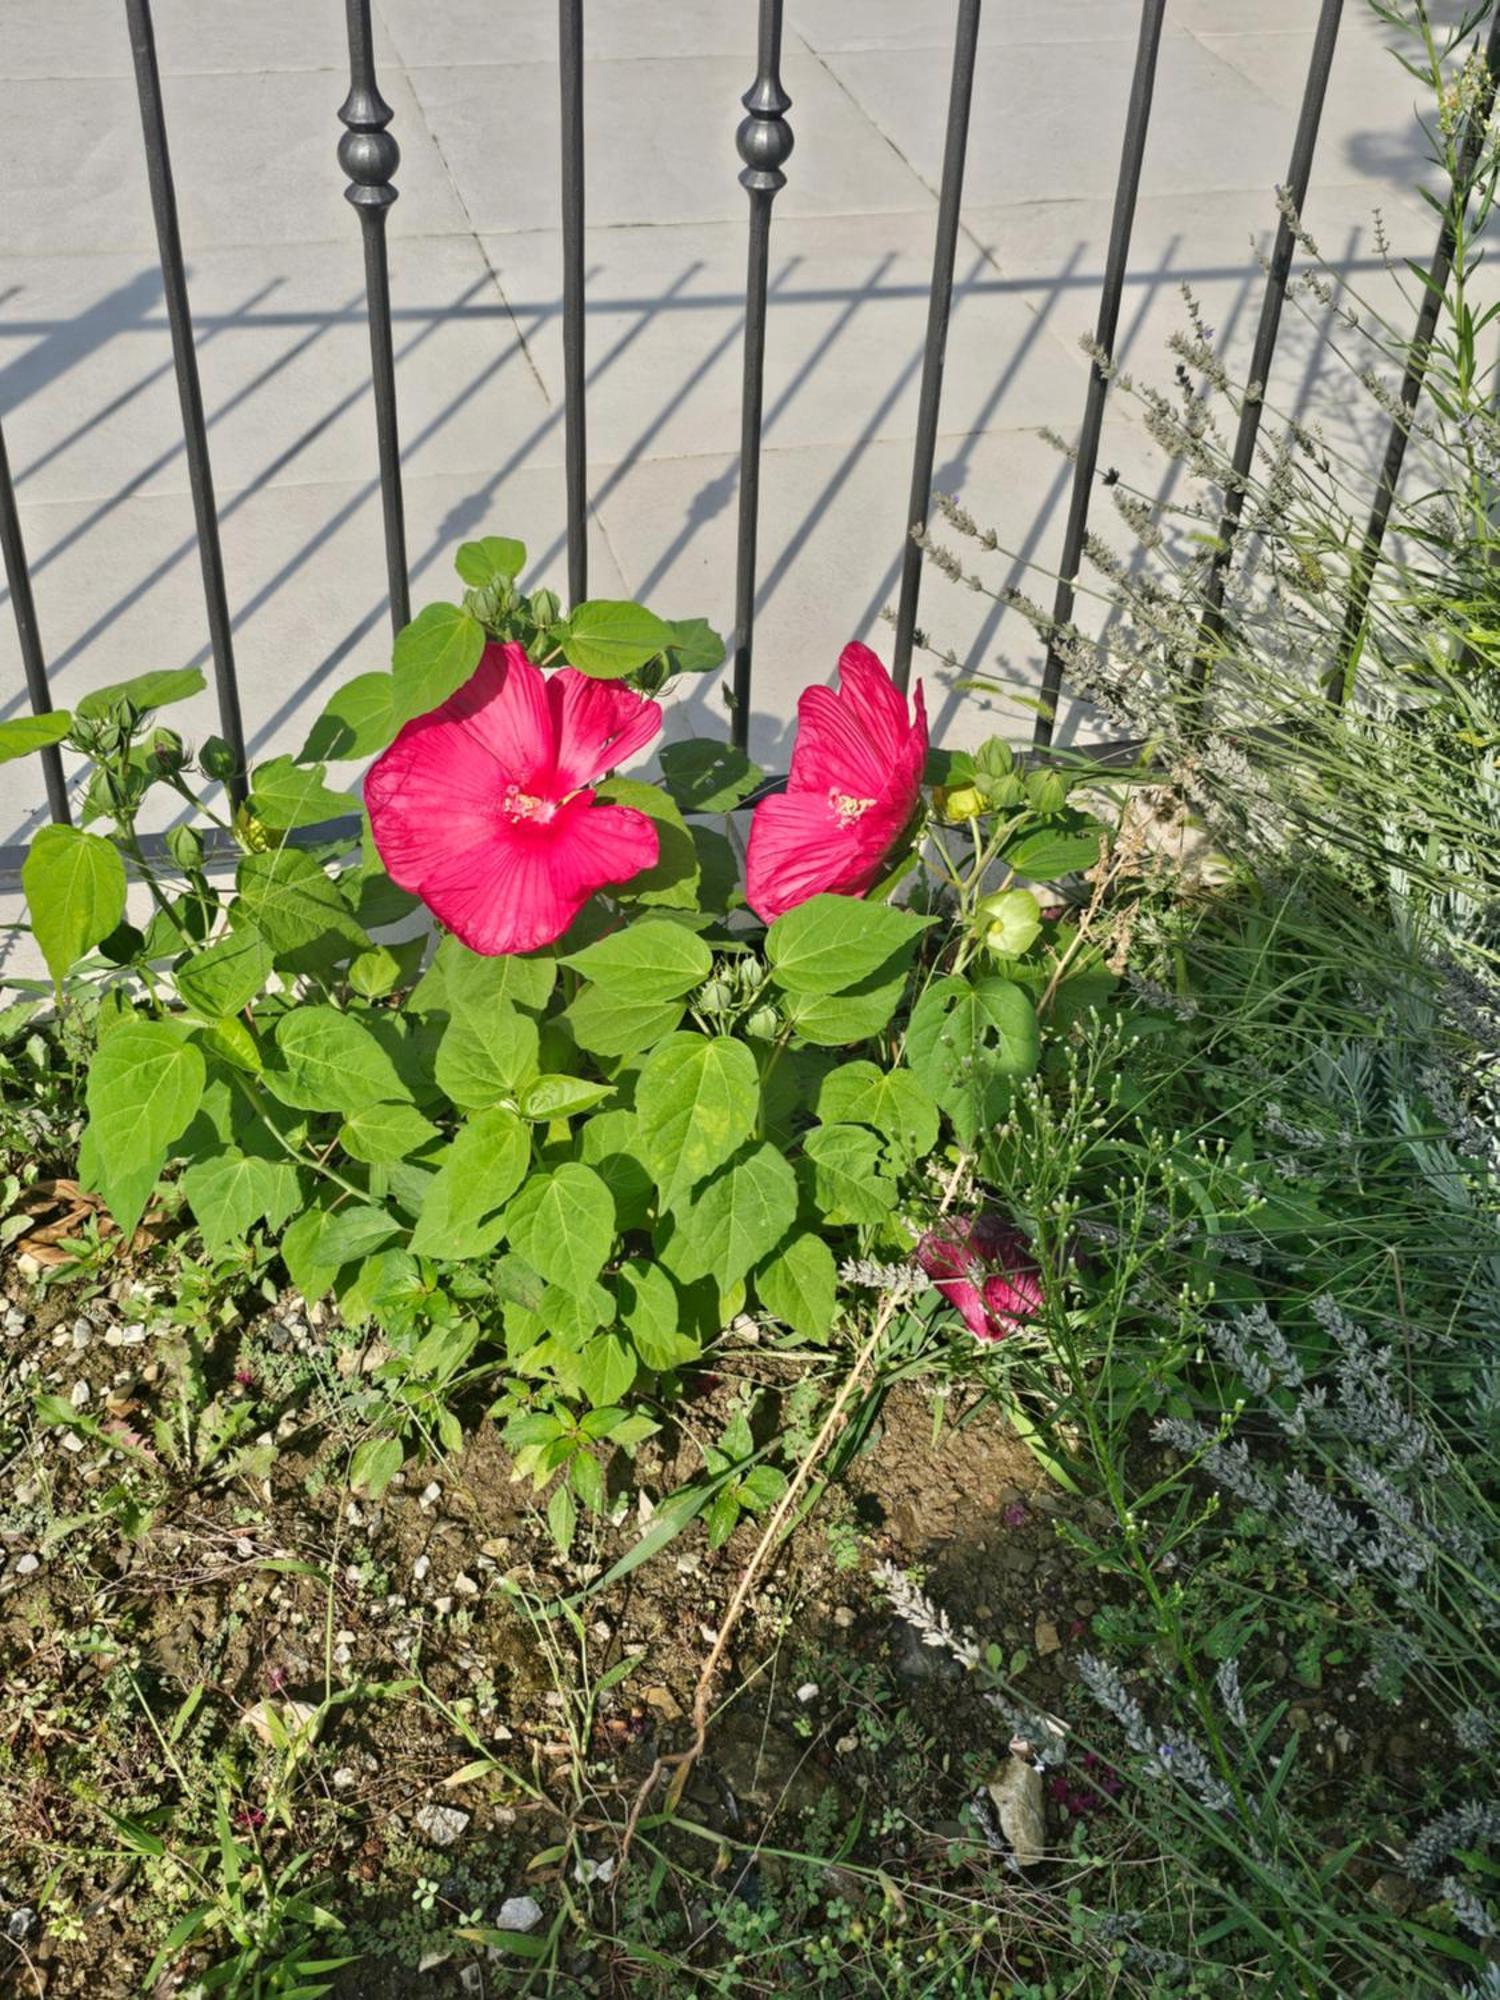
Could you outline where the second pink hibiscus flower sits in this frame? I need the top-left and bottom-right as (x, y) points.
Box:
(745, 642), (928, 923)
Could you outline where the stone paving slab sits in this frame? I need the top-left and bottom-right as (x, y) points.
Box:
(0, 0), (1462, 980)
(0, 0), (400, 79)
(0, 234), (552, 509)
(480, 211), (1090, 471)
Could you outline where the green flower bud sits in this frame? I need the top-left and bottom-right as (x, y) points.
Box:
(165, 824), (204, 872)
(149, 727), (187, 777)
(935, 784), (984, 823)
(529, 588), (561, 631)
(200, 736), (239, 782)
(978, 886), (1042, 959)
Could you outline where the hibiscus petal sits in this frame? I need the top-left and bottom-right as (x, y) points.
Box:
(935, 1276), (994, 1343)
(431, 641), (554, 789)
(836, 642), (921, 768)
(413, 820), (565, 956)
(542, 796), (661, 907)
(547, 669), (663, 793)
(901, 679), (930, 793)
(744, 789), (898, 921)
(365, 705), (506, 896)
(409, 799), (659, 957)
(981, 1270), (1042, 1333)
(785, 644), (927, 810)
(785, 683), (891, 800)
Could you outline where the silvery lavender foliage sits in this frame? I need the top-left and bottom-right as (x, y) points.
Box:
(838, 1256), (920, 1298)
(1209, 1303), (1304, 1395)
(1280, 1470), (1363, 1585)
(873, 1560), (984, 1676)
(872, 1562), (1070, 1766)
(1405, 1800), (1500, 1880)
(1442, 1878), (1499, 1940)
(1214, 1659), (1249, 1734)
(1361, 1626), (1421, 1702)
(1311, 1295), (1441, 1477)
(1124, 971), (1199, 1021)
(1455, 1707), (1499, 1755)
(1157, 1291), (1485, 1621)
(1076, 1653), (1235, 1814)
(1151, 1416), (1279, 1514)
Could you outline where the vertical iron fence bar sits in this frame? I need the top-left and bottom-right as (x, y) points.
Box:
(125, 0), (248, 804)
(339, 0), (410, 635)
(1187, 0), (1343, 697)
(891, 0), (982, 696)
(1032, 0), (1165, 748)
(1330, 7), (1500, 706)
(731, 0), (794, 752)
(0, 421), (70, 824)
(559, 0), (588, 606)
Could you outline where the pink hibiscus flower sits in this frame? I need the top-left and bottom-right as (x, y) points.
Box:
(915, 1212), (1043, 1344)
(745, 642), (927, 922)
(365, 642), (662, 956)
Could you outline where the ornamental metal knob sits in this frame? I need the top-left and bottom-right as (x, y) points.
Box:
(337, 0), (399, 215)
(737, 74), (793, 194)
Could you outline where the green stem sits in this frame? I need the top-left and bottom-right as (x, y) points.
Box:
(227, 1071), (367, 1204)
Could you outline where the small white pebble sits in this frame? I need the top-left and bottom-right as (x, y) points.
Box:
(453, 1573), (480, 1598)
(796, 1683), (820, 1704)
(414, 1803), (469, 1848)
(413, 1554), (431, 1583)
(419, 1482), (441, 1512)
(60, 1430), (85, 1455)
(15, 1553), (40, 1576)
(69, 1380), (91, 1410)
(496, 1895), (542, 1933)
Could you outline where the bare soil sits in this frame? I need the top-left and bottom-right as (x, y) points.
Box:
(1, 1275), (1108, 1998)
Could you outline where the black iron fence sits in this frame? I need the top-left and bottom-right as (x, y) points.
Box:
(1, 0), (1495, 862)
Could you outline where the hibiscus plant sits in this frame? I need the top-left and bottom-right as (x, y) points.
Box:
(5, 534), (1111, 1535)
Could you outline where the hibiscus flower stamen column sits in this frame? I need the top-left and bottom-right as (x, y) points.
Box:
(731, 0), (795, 753)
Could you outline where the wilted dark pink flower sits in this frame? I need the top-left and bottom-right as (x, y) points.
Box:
(915, 1212), (1042, 1343)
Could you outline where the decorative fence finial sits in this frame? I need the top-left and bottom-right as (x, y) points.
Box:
(736, 5), (794, 198)
(731, 0), (794, 753)
(338, 0), (410, 632)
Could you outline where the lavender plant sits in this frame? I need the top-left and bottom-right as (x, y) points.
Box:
(902, 3), (1500, 1987)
